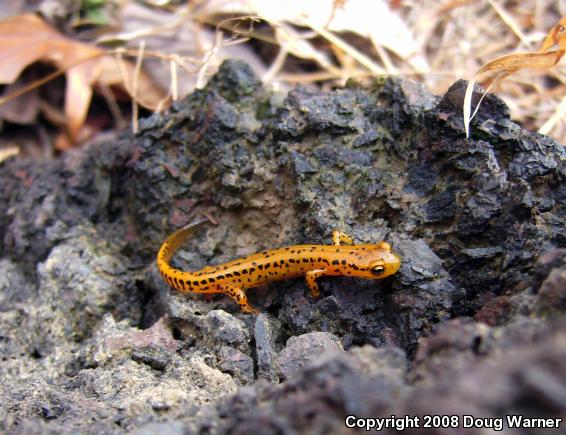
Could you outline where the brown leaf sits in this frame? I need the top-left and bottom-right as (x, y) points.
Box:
(464, 16), (566, 138)
(0, 14), (167, 146)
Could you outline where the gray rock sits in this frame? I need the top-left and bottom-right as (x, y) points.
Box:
(254, 314), (277, 383)
(201, 310), (250, 349)
(277, 332), (343, 379)
(348, 345), (408, 381)
(0, 258), (35, 309)
(131, 346), (171, 371)
(394, 238), (445, 284)
(217, 346), (254, 385)
(533, 263), (566, 317)
(132, 421), (185, 435)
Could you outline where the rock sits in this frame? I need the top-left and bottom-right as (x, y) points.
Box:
(533, 264), (566, 318)
(348, 345), (408, 381)
(201, 310), (250, 349)
(216, 346), (254, 385)
(35, 231), (138, 340)
(131, 346), (171, 371)
(394, 238), (445, 284)
(1, 59), (565, 432)
(207, 349), (407, 434)
(277, 332), (343, 379)
(132, 421), (185, 435)
(393, 318), (566, 434)
(0, 258), (35, 308)
(254, 314), (277, 383)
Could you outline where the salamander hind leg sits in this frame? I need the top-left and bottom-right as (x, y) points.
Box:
(331, 230), (353, 246)
(305, 268), (327, 300)
(221, 284), (258, 314)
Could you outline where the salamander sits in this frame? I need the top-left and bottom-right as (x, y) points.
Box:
(157, 223), (401, 313)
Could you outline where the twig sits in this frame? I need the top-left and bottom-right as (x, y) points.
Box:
(539, 92), (566, 135)
(98, 82), (127, 130)
(487, 0), (530, 47)
(132, 40), (146, 134)
(307, 21), (386, 75)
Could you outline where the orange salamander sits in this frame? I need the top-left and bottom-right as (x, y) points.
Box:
(157, 224), (401, 313)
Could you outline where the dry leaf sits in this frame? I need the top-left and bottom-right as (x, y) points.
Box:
(204, 0), (428, 75)
(100, 3), (266, 96)
(0, 14), (167, 147)
(0, 146), (19, 163)
(463, 17), (566, 138)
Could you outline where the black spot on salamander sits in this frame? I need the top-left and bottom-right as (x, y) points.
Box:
(285, 247), (290, 250)
(234, 271), (241, 276)
(252, 262), (257, 266)
(289, 259), (295, 263)
(336, 248), (340, 252)
(317, 257), (322, 262)
(349, 251), (354, 254)
(290, 250), (295, 253)
(217, 275), (225, 280)
(201, 279), (207, 285)
(249, 268), (256, 273)
(242, 269), (249, 274)
(341, 260), (347, 265)
(265, 263), (271, 269)
(322, 259), (330, 264)
(258, 264), (264, 269)
(280, 259), (285, 265)
(208, 277), (216, 283)
(352, 264), (360, 270)
(332, 260), (339, 265)
(262, 251), (268, 255)
(192, 281), (199, 286)
(226, 273), (233, 278)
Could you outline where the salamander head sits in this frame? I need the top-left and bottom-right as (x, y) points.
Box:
(356, 241), (401, 280)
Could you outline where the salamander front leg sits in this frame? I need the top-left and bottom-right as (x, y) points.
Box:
(305, 268), (327, 299)
(332, 230), (353, 246)
(221, 284), (258, 314)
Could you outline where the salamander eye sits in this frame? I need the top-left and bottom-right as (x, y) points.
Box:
(372, 265), (385, 275)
